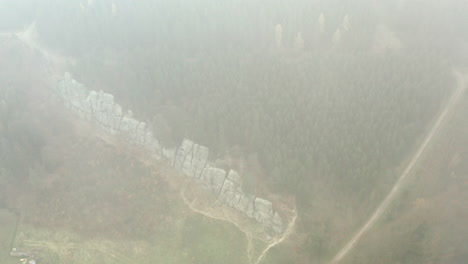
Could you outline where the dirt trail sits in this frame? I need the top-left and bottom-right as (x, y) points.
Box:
(181, 184), (297, 264)
(254, 208), (297, 264)
(12, 22), (75, 80)
(331, 70), (467, 263)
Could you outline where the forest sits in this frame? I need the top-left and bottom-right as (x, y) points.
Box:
(1, 0), (468, 263)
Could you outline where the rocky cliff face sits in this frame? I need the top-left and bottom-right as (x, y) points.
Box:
(55, 72), (284, 234)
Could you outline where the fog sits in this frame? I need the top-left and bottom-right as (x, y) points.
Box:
(1, 1), (467, 263)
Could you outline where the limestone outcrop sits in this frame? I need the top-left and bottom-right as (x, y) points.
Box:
(55, 72), (284, 234)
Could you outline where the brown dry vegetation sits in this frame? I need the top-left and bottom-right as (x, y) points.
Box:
(0, 38), (187, 243)
(0, 40), (274, 264)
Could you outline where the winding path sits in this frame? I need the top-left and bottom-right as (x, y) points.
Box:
(180, 184), (297, 264)
(331, 70), (467, 263)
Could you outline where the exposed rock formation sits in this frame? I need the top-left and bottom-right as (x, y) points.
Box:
(55, 72), (284, 234)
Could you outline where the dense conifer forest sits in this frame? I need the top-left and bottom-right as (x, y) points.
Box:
(1, 0), (467, 263)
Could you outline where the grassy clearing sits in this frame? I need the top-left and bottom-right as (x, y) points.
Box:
(180, 214), (248, 264)
(249, 238), (269, 262)
(13, 213), (249, 264)
(0, 209), (18, 264)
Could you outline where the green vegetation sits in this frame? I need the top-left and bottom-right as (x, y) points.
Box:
(1, 0), (467, 263)
(12, 215), (248, 264)
(0, 209), (18, 264)
(180, 215), (248, 264)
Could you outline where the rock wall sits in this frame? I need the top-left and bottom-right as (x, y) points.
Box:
(55, 72), (284, 234)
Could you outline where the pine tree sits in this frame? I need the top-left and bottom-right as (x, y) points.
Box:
(295, 32), (304, 51)
(275, 24), (283, 48)
(318, 13), (326, 33)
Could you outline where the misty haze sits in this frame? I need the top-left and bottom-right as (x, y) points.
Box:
(1, 1), (467, 264)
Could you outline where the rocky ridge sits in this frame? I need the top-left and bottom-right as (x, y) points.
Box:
(54, 72), (284, 234)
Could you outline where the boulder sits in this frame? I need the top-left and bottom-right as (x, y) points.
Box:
(135, 122), (147, 145)
(218, 170), (244, 207)
(119, 114), (140, 142)
(253, 198), (274, 223)
(271, 212), (284, 233)
(234, 194), (255, 217)
(144, 131), (162, 159)
(188, 144), (209, 179)
(200, 167), (227, 194)
(173, 139), (194, 171)
(162, 147), (176, 162)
